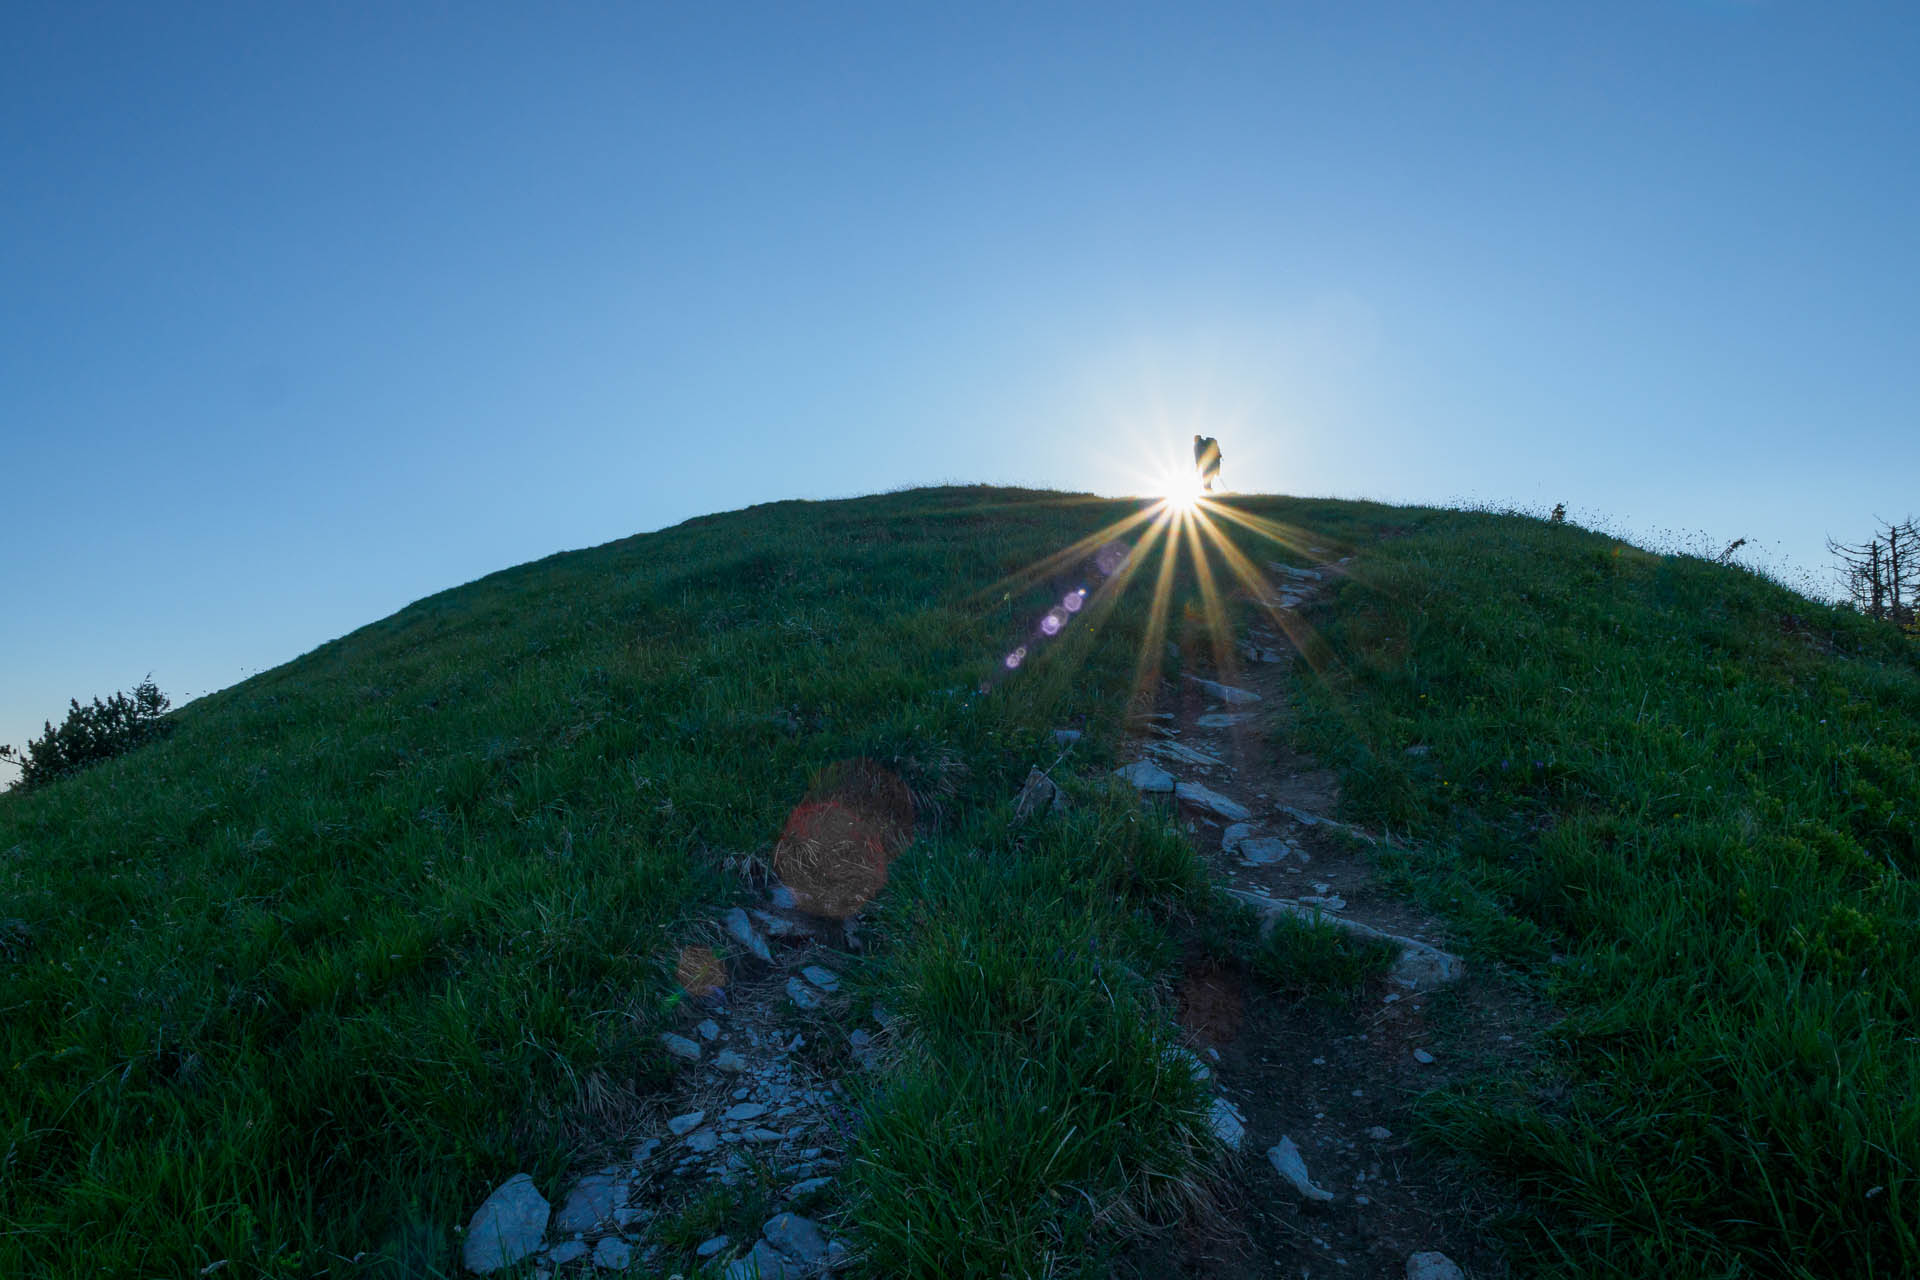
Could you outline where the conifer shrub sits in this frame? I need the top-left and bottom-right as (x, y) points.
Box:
(0, 678), (172, 792)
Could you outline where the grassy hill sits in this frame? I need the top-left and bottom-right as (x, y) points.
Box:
(2, 486), (1915, 1278)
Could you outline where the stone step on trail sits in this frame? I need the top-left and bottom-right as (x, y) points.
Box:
(1183, 674), (1263, 705)
(1224, 889), (1464, 992)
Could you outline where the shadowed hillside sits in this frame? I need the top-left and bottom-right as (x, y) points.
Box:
(2, 486), (1914, 1279)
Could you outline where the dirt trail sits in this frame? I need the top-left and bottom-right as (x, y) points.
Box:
(1124, 557), (1542, 1280)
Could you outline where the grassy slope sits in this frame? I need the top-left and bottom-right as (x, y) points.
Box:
(1296, 512), (1920, 1278)
(0, 486), (1390, 1278)
(7, 488), (1913, 1278)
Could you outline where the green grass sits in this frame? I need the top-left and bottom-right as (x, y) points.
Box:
(0, 486), (1399, 1278)
(1292, 510), (1920, 1278)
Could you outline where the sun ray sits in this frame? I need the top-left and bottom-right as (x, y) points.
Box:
(1127, 504), (1187, 718)
(1179, 504), (1241, 686)
(1194, 499), (1328, 564)
(1192, 508), (1334, 676)
(965, 503), (1163, 608)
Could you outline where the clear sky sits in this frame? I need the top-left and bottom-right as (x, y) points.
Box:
(4, 2), (1917, 773)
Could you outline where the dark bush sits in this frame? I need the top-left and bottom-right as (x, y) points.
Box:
(0, 678), (173, 792)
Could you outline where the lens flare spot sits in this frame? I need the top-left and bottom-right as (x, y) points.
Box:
(1005, 646), (1028, 669)
(1064, 588), (1086, 613)
(1040, 609), (1065, 636)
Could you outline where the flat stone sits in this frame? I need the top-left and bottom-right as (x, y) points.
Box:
(744, 1127), (783, 1143)
(1012, 766), (1063, 821)
(1168, 1045), (1210, 1082)
(461, 1173), (550, 1274)
(1052, 728), (1082, 744)
(547, 1240), (588, 1266)
(1368, 1126), (1393, 1141)
(685, 1128), (719, 1154)
(1209, 1097), (1246, 1151)
(724, 1241), (800, 1280)
(696, 1019), (721, 1041)
(1183, 674), (1262, 705)
(788, 1175), (833, 1197)
(785, 977), (822, 1009)
(1145, 740), (1224, 768)
(696, 1235), (731, 1258)
(1175, 781), (1252, 822)
(1413, 1048), (1435, 1065)
(847, 1028), (877, 1069)
(1407, 1251), (1466, 1280)
(1237, 837), (1294, 865)
(723, 1102), (769, 1123)
(1269, 1136), (1334, 1202)
(592, 1237), (632, 1270)
(631, 1138), (660, 1164)
(723, 907), (773, 963)
(750, 908), (807, 940)
(762, 1212), (830, 1263)
(1113, 761), (1175, 793)
(1299, 894), (1347, 910)
(660, 1033), (701, 1062)
(770, 883), (798, 909)
(1221, 822), (1258, 852)
(800, 965), (841, 994)
(1225, 889), (1463, 991)
(1197, 712), (1257, 728)
(552, 1166), (621, 1233)
(714, 1049), (749, 1073)
(668, 1110), (705, 1136)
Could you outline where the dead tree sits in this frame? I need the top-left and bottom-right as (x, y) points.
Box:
(1830, 518), (1920, 625)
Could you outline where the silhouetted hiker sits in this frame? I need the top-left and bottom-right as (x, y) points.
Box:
(1193, 435), (1222, 491)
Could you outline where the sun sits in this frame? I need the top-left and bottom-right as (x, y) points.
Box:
(1161, 468), (1205, 512)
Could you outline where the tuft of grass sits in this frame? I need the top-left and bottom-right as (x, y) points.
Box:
(1294, 508), (1920, 1278)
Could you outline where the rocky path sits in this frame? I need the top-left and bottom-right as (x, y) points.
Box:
(1112, 556), (1532, 1280)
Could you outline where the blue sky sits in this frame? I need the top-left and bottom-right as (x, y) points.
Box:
(4, 2), (1917, 771)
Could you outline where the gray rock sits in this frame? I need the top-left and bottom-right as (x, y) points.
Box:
(1221, 822), (1258, 852)
(668, 1110), (705, 1136)
(1113, 760), (1175, 793)
(1174, 781), (1251, 821)
(696, 1234), (731, 1258)
(461, 1173), (550, 1274)
(547, 1240), (588, 1266)
(1225, 889), (1463, 991)
(1145, 739), (1224, 768)
(1299, 894), (1347, 910)
(714, 1049), (749, 1073)
(631, 1138), (660, 1164)
(685, 1128), (719, 1154)
(1209, 1097), (1246, 1151)
(1404, 744), (1431, 757)
(724, 907), (773, 963)
(1237, 837), (1294, 865)
(788, 1175), (833, 1197)
(785, 977), (822, 1010)
(553, 1166), (621, 1233)
(1183, 675), (1263, 705)
(660, 1033), (701, 1062)
(750, 908), (806, 940)
(744, 1127), (783, 1143)
(1197, 712), (1257, 728)
(1052, 728), (1082, 745)
(592, 1237), (632, 1270)
(847, 1028), (877, 1069)
(724, 1241), (800, 1280)
(1268, 1137), (1334, 1202)
(769, 883), (798, 909)
(1367, 1126), (1393, 1141)
(723, 1102), (769, 1123)
(800, 965), (841, 994)
(1412, 1048), (1435, 1065)
(696, 1019), (721, 1041)
(1012, 766), (1063, 821)
(824, 1240), (852, 1271)
(762, 1212), (830, 1263)
(1407, 1251), (1466, 1280)
(1168, 1046), (1210, 1082)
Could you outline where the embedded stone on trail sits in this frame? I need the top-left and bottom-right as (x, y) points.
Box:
(696, 1235), (731, 1258)
(762, 1212), (830, 1263)
(1209, 1097), (1246, 1151)
(592, 1237), (632, 1270)
(714, 1049), (749, 1072)
(1222, 822), (1257, 852)
(1406, 1251), (1466, 1280)
(659, 1033), (701, 1062)
(724, 1241), (800, 1280)
(1113, 761), (1175, 793)
(750, 908), (807, 940)
(1237, 837), (1294, 866)
(723, 907), (773, 963)
(800, 964), (840, 994)
(553, 1165), (622, 1233)
(1197, 712), (1257, 728)
(461, 1174), (550, 1274)
(1183, 674), (1263, 705)
(1145, 739), (1224, 768)
(548, 1240), (588, 1265)
(1268, 1136), (1335, 1202)
(668, 1110), (705, 1136)
(785, 977), (822, 1009)
(1175, 781), (1252, 822)
(1225, 888), (1463, 991)
(847, 1028), (878, 1069)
